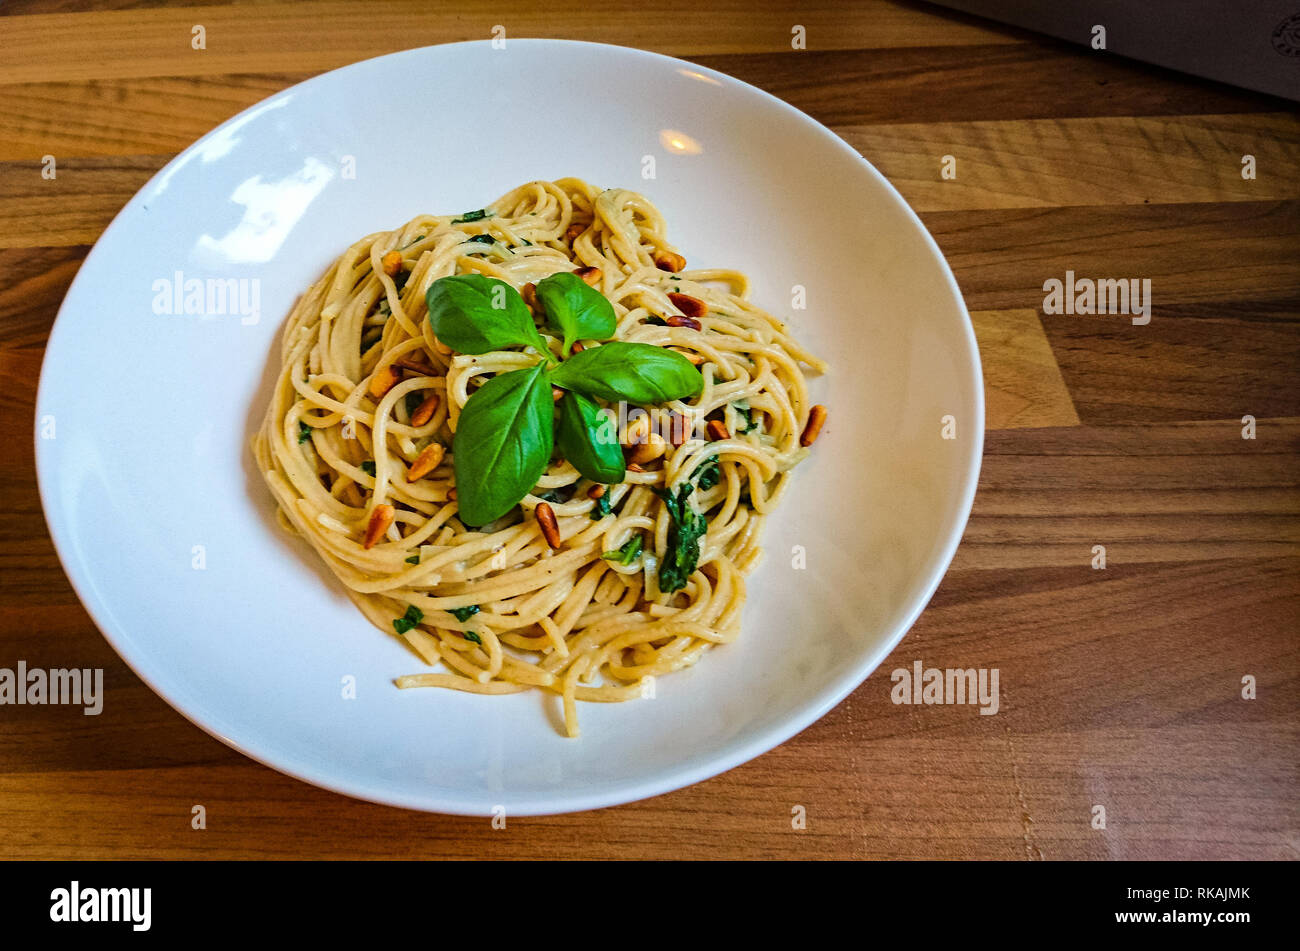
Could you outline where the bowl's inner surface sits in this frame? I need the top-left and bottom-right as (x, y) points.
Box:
(36, 41), (982, 813)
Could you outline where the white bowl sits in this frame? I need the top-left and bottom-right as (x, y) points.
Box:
(35, 40), (983, 814)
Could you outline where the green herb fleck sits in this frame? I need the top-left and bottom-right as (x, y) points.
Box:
(404, 391), (425, 418)
(692, 455), (720, 490)
(590, 492), (613, 520)
(298, 422), (312, 444)
(405, 554), (420, 565)
(450, 604), (481, 623)
(360, 460), (376, 476)
(392, 604), (424, 635)
(462, 630), (483, 644)
(601, 534), (644, 566)
(464, 234), (494, 245)
(645, 316), (668, 326)
(453, 209), (490, 223)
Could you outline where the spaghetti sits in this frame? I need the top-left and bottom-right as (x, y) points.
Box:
(252, 178), (827, 736)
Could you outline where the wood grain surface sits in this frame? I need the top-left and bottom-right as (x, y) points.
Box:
(0, 0), (1296, 860)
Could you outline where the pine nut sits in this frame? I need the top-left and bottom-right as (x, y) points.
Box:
(654, 250), (686, 272)
(410, 392), (441, 427)
(587, 484), (607, 500)
(406, 443), (445, 481)
(521, 282), (539, 313)
(667, 292), (707, 318)
(707, 419), (729, 441)
(535, 502), (561, 549)
(381, 250), (403, 277)
(368, 363), (401, 399)
(364, 504), (395, 549)
(628, 432), (668, 465)
(666, 315), (701, 331)
(574, 266), (602, 287)
(800, 405), (828, 447)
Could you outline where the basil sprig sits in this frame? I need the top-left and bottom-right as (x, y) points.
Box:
(535, 271), (617, 356)
(548, 341), (702, 404)
(425, 273), (704, 527)
(427, 274), (551, 358)
(450, 362), (554, 526)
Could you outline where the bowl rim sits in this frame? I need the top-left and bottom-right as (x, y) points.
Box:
(34, 37), (985, 815)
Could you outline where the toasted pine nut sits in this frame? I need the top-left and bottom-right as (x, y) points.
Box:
(622, 414), (652, 447)
(574, 266), (602, 287)
(667, 292), (707, 318)
(368, 363), (401, 399)
(394, 357), (435, 375)
(521, 282), (539, 312)
(535, 502), (561, 549)
(587, 484), (607, 500)
(680, 351), (705, 365)
(800, 405), (828, 447)
(410, 392), (441, 427)
(406, 443), (445, 481)
(447, 487), (457, 501)
(627, 462), (645, 472)
(628, 432), (668, 465)
(571, 341), (585, 353)
(381, 250), (403, 277)
(654, 250), (686, 272)
(552, 386), (565, 403)
(364, 504), (395, 549)
(666, 411), (690, 446)
(564, 223), (584, 243)
(707, 419), (729, 442)
(666, 314), (702, 331)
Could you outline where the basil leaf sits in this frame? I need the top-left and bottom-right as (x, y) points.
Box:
(549, 341), (703, 404)
(535, 271), (617, 356)
(451, 362), (555, 526)
(556, 392), (624, 484)
(655, 483), (706, 593)
(426, 274), (550, 357)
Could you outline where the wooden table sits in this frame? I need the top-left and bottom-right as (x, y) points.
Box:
(1, 0), (1296, 860)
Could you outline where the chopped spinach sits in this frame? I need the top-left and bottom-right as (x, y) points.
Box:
(589, 492), (613, 520)
(601, 534), (644, 566)
(654, 483), (706, 593)
(692, 455), (720, 490)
